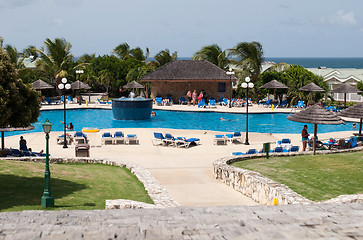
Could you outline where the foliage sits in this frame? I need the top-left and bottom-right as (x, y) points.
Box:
(33, 38), (74, 82)
(231, 151), (363, 201)
(113, 42), (149, 62)
(0, 161), (153, 211)
(149, 49), (177, 68)
(357, 81), (363, 96)
(4, 45), (24, 69)
(0, 48), (40, 128)
(192, 44), (229, 70)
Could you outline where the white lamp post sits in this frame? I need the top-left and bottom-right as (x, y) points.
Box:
(226, 68), (235, 108)
(58, 78), (71, 148)
(242, 76), (254, 145)
(75, 69), (84, 105)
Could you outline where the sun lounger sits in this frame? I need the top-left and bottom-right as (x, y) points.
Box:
(271, 147), (283, 153)
(175, 137), (200, 148)
(97, 98), (111, 104)
(126, 134), (139, 145)
(155, 97), (163, 106)
(163, 133), (176, 146)
(198, 99), (206, 108)
(45, 97), (60, 105)
(179, 97), (187, 105)
(74, 131), (87, 144)
(208, 99), (216, 108)
(57, 134), (73, 145)
(114, 131), (125, 144)
(101, 132), (114, 145)
(152, 132), (165, 146)
(226, 132), (243, 144)
(232, 148), (257, 156)
(214, 135), (226, 145)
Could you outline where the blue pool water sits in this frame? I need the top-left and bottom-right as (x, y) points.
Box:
(4, 109), (354, 137)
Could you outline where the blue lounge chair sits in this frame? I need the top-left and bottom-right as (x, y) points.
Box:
(67, 96), (74, 103)
(271, 147), (283, 153)
(175, 137), (200, 148)
(126, 134), (139, 144)
(218, 97), (224, 105)
(226, 132), (243, 144)
(289, 146), (299, 152)
(163, 133), (176, 146)
(293, 101), (305, 108)
(102, 132), (114, 145)
(155, 97), (163, 106)
(45, 97), (60, 105)
(152, 132), (165, 146)
(179, 97), (187, 105)
(222, 98), (228, 106)
(74, 131), (88, 144)
(208, 99), (216, 108)
(278, 100), (288, 108)
(198, 99), (206, 108)
(232, 148), (257, 156)
(114, 131), (125, 144)
(214, 135), (226, 145)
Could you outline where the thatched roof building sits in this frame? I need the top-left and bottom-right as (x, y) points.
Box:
(140, 60), (237, 103)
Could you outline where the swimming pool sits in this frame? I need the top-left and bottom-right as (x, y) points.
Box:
(4, 109), (354, 137)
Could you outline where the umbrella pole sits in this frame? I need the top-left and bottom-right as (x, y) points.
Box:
(360, 118), (362, 135)
(274, 89), (276, 101)
(344, 93), (346, 107)
(313, 124), (317, 155)
(1, 131), (4, 150)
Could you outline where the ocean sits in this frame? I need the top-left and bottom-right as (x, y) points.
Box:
(176, 57), (363, 69)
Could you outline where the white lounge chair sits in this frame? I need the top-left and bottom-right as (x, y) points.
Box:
(101, 132), (114, 145)
(114, 131), (125, 144)
(214, 135), (226, 145)
(126, 134), (139, 145)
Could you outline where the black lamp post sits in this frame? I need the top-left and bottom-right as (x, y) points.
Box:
(226, 68), (235, 108)
(58, 78), (71, 148)
(41, 118), (54, 208)
(242, 76), (254, 145)
(76, 69), (84, 105)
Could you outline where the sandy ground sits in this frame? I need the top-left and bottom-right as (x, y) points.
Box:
(2, 103), (358, 207)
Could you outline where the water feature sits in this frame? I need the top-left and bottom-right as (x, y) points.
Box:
(112, 96), (153, 120)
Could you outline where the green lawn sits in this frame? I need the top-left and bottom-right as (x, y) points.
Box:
(231, 151), (363, 201)
(0, 160), (153, 212)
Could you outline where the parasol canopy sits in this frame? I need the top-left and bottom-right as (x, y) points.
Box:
(298, 82), (325, 92)
(260, 80), (288, 101)
(0, 125), (35, 150)
(32, 79), (53, 90)
(339, 102), (363, 135)
(123, 81), (144, 89)
(287, 104), (345, 154)
(330, 83), (362, 107)
(71, 80), (91, 90)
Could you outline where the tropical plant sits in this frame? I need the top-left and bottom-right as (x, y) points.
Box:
(33, 38), (74, 83)
(4, 44), (25, 69)
(148, 49), (177, 69)
(229, 41), (264, 100)
(192, 44), (229, 70)
(0, 47), (40, 128)
(113, 43), (149, 62)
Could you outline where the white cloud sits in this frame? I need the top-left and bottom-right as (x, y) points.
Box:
(0, 0), (37, 8)
(46, 18), (64, 27)
(320, 10), (357, 26)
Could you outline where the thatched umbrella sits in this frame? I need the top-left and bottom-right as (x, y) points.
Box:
(32, 79), (53, 90)
(123, 81), (144, 89)
(299, 82), (325, 103)
(287, 104), (345, 155)
(339, 102), (363, 135)
(330, 83), (362, 107)
(0, 125), (35, 150)
(260, 80), (288, 101)
(71, 80), (91, 102)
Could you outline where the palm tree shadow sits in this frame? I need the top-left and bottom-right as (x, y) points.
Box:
(0, 174), (87, 210)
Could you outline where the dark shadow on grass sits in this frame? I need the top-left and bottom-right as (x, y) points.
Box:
(0, 174), (87, 210)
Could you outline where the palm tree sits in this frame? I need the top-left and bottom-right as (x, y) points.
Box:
(148, 49), (177, 68)
(34, 38), (73, 83)
(4, 44), (25, 69)
(229, 41), (264, 99)
(113, 43), (149, 62)
(192, 44), (229, 70)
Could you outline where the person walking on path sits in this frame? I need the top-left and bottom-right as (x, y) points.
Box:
(19, 136), (28, 151)
(301, 125), (310, 151)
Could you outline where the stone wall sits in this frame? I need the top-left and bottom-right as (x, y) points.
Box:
(214, 147), (363, 205)
(1, 157), (179, 209)
(150, 81), (232, 103)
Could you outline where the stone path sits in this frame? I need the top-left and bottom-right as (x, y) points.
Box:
(0, 203), (362, 239)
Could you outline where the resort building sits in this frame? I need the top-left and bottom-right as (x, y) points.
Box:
(140, 60), (237, 103)
(308, 67), (363, 102)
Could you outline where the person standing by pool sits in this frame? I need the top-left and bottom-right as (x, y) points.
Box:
(301, 125), (310, 151)
(19, 136), (28, 151)
(192, 90), (197, 106)
(198, 91), (203, 103)
(186, 90), (192, 106)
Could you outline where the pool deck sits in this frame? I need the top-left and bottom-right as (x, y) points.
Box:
(2, 103), (358, 207)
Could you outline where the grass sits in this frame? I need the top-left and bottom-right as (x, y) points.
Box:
(0, 160), (153, 212)
(230, 151), (363, 201)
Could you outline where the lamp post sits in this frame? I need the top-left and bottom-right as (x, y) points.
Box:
(242, 77), (254, 145)
(41, 118), (54, 208)
(226, 68), (235, 108)
(58, 78), (71, 148)
(76, 69), (84, 105)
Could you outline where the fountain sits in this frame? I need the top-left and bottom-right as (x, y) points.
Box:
(112, 93), (153, 120)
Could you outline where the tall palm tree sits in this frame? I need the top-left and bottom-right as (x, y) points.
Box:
(192, 44), (229, 70)
(148, 49), (177, 68)
(229, 41), (264, 99)
(34, 38), (73, 83)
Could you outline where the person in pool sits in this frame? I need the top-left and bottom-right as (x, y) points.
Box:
(301, 125), (310, 151)
(151, 111), (156, 116)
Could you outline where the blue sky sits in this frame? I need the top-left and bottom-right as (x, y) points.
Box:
(1, 0), (362, 58)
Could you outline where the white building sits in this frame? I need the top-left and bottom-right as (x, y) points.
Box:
(308, 68), (363, 102)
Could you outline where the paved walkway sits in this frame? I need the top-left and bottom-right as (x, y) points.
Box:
(0, 203), (362, 239)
